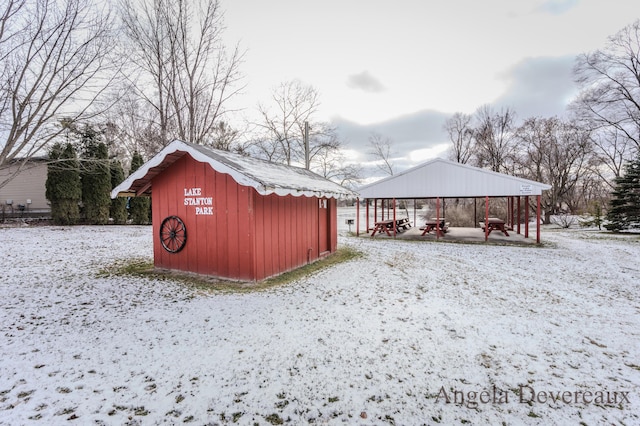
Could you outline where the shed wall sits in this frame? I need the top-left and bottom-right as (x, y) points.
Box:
(152, 154), (255, 280)
(252, 194), (337, 281)
(151, 154), (338, 281)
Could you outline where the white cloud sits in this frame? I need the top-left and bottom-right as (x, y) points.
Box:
(346, 71), (386, 93)
(493, 55), (577, 118)
(537, 0), (579, 15)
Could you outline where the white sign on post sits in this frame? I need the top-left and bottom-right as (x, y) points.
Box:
(520, 184), (533, 195)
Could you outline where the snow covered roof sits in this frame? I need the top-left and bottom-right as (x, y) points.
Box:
(358, 158), (552, 198)
(111, 140), (355, 199)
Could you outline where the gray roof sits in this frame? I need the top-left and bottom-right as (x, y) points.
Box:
(358, 158), (551, 198)
(112, 140), (355, 199)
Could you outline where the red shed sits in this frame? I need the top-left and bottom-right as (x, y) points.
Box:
(111, 141), (354, 281)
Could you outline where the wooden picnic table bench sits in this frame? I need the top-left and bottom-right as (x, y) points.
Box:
(421, 218), (448, 236)
(370, 218), (411, 237)
(479, 217), (509, 236)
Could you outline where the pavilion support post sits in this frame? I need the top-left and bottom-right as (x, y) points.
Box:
(474, 198), (477, 228)
(485, 196), (489, 242)
(507, 197), (513, 230)
(536, 195), (541, 244)
(525, 196), (529, 238)
(393, 198), (397, 238)
(373, 199), (377, 230)
(436, 197), (441, 239)
(413, 199), (417, 227)
(517, 197), (521, 235)
(365, 199), (369, 234)
(356, 197), (360, 237)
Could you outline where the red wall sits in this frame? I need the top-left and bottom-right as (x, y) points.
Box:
(151, 154), (338, 281)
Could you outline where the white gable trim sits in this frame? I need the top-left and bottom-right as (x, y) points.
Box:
(112, 141), (354, 199)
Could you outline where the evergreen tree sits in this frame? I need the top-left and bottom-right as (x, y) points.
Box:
(110, 160), (128, 224)
(79, 126), (111, 225)
(46, 143), (82, 225)
(605, 153), (640, 231)
(128, 151), (151, 224)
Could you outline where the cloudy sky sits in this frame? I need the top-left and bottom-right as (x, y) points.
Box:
(222, 0), (638, 177)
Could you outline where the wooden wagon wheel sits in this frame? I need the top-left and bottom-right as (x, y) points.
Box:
(160, 216), (187, 253)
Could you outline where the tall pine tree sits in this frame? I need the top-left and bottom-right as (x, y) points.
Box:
(110, 160), (128, 224)
(128, 151), (151, 225)
(606, 153), (640, 231)
(79, 126), (111, 225)
(46, 143), (82, 225)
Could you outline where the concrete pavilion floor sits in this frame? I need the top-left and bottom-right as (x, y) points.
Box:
(359, 224), (541, 246)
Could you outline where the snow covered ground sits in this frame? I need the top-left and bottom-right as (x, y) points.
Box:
(0, 220), (639, 425)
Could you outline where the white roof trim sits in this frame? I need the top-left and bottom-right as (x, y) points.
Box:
(112, 140), (355, 199)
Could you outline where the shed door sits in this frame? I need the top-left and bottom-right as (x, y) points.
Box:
(318, 198), (330, 254)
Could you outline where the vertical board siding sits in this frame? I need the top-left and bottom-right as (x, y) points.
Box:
(238, 186), (254, 281)
(217, 172), (230, 278)
(329, 198), (338, 252)
(253, 194), (265, 280)
(151, 154), (338, 281)
(226, 176), (240, 278)
(251, 192), (334, 281)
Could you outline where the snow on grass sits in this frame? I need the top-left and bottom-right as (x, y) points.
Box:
(0, 223), (639, 425)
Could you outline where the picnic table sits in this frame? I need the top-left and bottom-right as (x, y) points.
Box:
(479, 217), (509, 236)
(370, 218), (411, 237)
(421, 218), (448, 236)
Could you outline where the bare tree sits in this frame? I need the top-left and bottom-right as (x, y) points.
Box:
(571, 19), (640, 171)
(313, 147), (362, 188)
(472, 105), (516, 173)
(515, 117), (593, 223)
(444, 112), (474, 164)
(206, 121), (241, 151)
(367, 132), (396, 176)
(0, 0), (117, 189)
(100, 89), (162, 162)
(253, 80), (318, 166)
(118, 0), (243, 152)
(589, 127), (634, 187)
(252, 79), (343, 172)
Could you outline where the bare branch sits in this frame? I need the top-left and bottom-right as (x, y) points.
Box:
(367, 132), (396, 176)
(0, 0), (118, 189)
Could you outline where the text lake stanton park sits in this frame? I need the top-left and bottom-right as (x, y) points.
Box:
(184, 187), (213, 215)
(435, 385), (631, 409)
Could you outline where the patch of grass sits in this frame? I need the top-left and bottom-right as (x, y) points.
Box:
(586, 336), (607, 348)
(98, 246), (363, 294)
(261, 246), (363, 288)
(17, 390), (34, 399)
(264, 413), (284, 425)
(134, 406), (149, 416)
